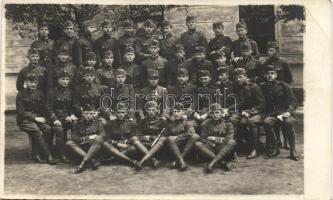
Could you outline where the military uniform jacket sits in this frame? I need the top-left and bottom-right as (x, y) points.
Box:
(45, 86), (75, 124)
(93, 34), (122, 67)
(112, 84), (135, 118)
(232, 37), (260, 60)
(165, 119), (196, 137)
(215, 80), (236, 108)
(53, 36), (76, 63)
(262, 56), (293, 84)
(167, 83), (196, 109)
(30, 38), (54, 66)
(180, 29), (208, 59)
(72, 35), (94, 67)
(96, 66), (116, 88)
(200, 119), (234, 144)
(260, 80), (298, 116)
(16, 88), (45, 125)
(47, 63), (77, 89)
(118, 33), (137, 56)
(105, 119), (138, 142)
(118, 62), (144, 89)
(71, 119), (105, 144)
(159, 33), (180, 61)
(16, 64), (48, 93)
(231, 82), (266, 116)
(138, 116), (166, 136)
(207, 35), (232, 61)
(193, 84), (219, 111)
(141, 55), (168, 86)
(183, 59), (214, 84)
(232, 57), (262, 82)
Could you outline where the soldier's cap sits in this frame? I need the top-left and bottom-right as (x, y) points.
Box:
(176, 68), (189, 76)
(82, 104), (95, 111)
(85, 51), (97, 61)
(25, 73), (38, 82)
(264, 65), (277, 73)
(28, 47), (40, 55)
(267, 41), (279, 49)
(241, 42), (252, 51)
(143, 19), (156, 27)
(236, 22), (247, 29)
(198, 70), (211, 78)
(56, 70), (72, 79)
(161, 20), (172, 28)
(38, 21), (49, 29)
(82, 20), (94, 28)
(234, 68), (247, 76)
(213, 21), (224, 29)
(173, 102), (184, 111)
(194, 45), (206, 54)
(146, 69), (159, 78)
(145, 101), (158, 110)
(175, 43), (184, 52)
(64, 20), (74, 28)
(116, 102), (129, 111)
(217, 66), (229, 75)
(123, 19), (135, 28)
(103, 49), (114, 57)
(186, 15), (197, 22)
(114, 68), (127, 76)
(210, 103), (222, 111)
(123, 46), (135, 54)
(101, 19), (112, 27)
(148, 39), (160, 48)
(56, 45), (70, 55)
(82, 67), (96, 75)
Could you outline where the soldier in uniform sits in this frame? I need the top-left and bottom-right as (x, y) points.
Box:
(194, 103), (237, 173)
(180, 15), (208, 59)
(17, 48), (48, 94)
(165, 102), (200, 171)
(260, 66), (299, 160)
(215, 67), (235, 108)
(182, 45), (214, 85)
(16, 74), (56, 165)
(135, 19), (159, 63)
(47, 45), (77, 90)
(118, 46), (144, 89)
(94, 19), (121, 67)
(167, 44), (187, 86)
(232, 22), (260, 60)
(118, 19), (137, 57)
(232, 42), (262, 83)
(46, 70), (77, 162)
(30, 21), (54, 67)
(95, 50), (116, 88)
(159, 20), (180, 63)
(66, 104), (105, 173)
(141, 39), (168, 87)
(73, 20), (96, 67)
(207, 21), (233, 64)
(53, 20), (77, 64)
(228, 68), (266, 159)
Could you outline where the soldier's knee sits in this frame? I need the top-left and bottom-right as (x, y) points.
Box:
(194, 141), (204, 149)
(66, 140), (76, 146)
(190, 133), (200, 140)
(94, 135), (104, 144)
(158, 137), (167, 143)
(263, 118), (275, 127)
(167, 136), (177, 143)
(129, 136), (139, 144)
(227, 139), (237, 146)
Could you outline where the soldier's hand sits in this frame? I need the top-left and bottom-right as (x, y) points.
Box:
(128, 118), (134, 121)
(70, 114), (78, 121)
(89, 134), (97, 140)
(161, 117), (167, 121)
(282, 112), (291, 118)
(109, 115), (117, 120)
(241, 111), (250, 118)
(207, 136), (216, 141)
(234, 57), (241, 62)
(277, 115), (284, 121)
(194, 112), (201, 120)
(53, 120), (62, 127)
(35, 117), (46, 123)
(116, 143), (128, 149)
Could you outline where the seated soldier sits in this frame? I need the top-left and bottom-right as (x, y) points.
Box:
(66, 104), (105, 174)
(260, 66), (299, 160)
(228, 68), (266, 159)
(165, 103), (200, 171)
(46, 70), (77, 163)
(194, 103), (237, 173)
(16, 74), (56, 165)
(136, 101), (167, 169)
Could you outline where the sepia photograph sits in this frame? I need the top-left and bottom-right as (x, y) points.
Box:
(0, 0), (331, 199)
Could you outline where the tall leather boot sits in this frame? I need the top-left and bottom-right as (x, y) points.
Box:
(168, 139), (188, 171)
(247, 126), (258, 159)
(181, 134), (199, 159)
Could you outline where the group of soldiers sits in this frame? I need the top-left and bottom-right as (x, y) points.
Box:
(15, 15), (299, 174)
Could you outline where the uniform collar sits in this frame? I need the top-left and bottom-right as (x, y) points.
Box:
(104, 34), (112, 40)
(164, 33), (173, 39)
(216, 34), (225, 39)
(177, 82), (188, 88)
(29, 63), (38, 69)
(188, 29), (196, 34)
(213, 119), (223, 124)
(150, 55), (159, 60)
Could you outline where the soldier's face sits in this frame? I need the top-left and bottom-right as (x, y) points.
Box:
(82, 111), (95, 121)
(103, 56), (114, 66)
(194, 53), (205, 61)
(146, 107), (158, 117)
(29, 54), (40, 64)
(267, 48), (278, 57)
(39, 27), (49, 37)
(147, 77), (159, 86)
(57, 53), (69, 63)
(123, 52), (135, 62)
(177, 75), (189, 84)
(57, 77), (70, 88)
(175, 51), (185, 59)
(85, 25), (96, 34)
(115, 75), (126, 84)
(172, 109), (184, 120)
(64, 26), (75, 38)
(241, 49), (252, 58)
(116, 110), (127, 120)
(186, 20), (197, 30)
(124, 27), (134, 34)
(163, 26), (172, 34)
(148, 46), (160, 56)
(210, 110), (223, 120)
(86, 59), (96, 67)
(213, 26), (224, 35)
(215, 57), (227, 65)
(236, 28), (247, 38)
(144, 26), (154, 34)
(83, 74), (95, 83)
(236, 75), (247, 85)
(265, 71), (278, 82)
(199, 76), (211, 86)
(103, 25), (113, 35)
(218, 73), (229, 82)
(26, 80), (38, 90)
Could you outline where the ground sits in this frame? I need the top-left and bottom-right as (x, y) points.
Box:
(4, 113), (304, 195)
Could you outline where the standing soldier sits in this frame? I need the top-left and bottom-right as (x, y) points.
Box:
(16, 74), (56, 165)
(17, 48), (48, 94)
(207, 21), (233, 64)
(30, 21), (54, 67)
(228, 68), (266, 159)
(165, 103), (200, 171)
(118, 19), (137, 57)
(260, 66), (299, 160)
(96, 50), (116, 88)
(53, 20), (77, 64)
(46, 71), (77, 162)
(232, 22), (260, 60)
(141, 39), (168, 87)
(73, 20), (96, 68)
(94, 19), (121, 67)
(180, 15), (208, 59)
(194, 103), (237, 173)
(66, 104), (105, 173)
(159, 20), (180, 63)
(167, 44), (187, 86)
